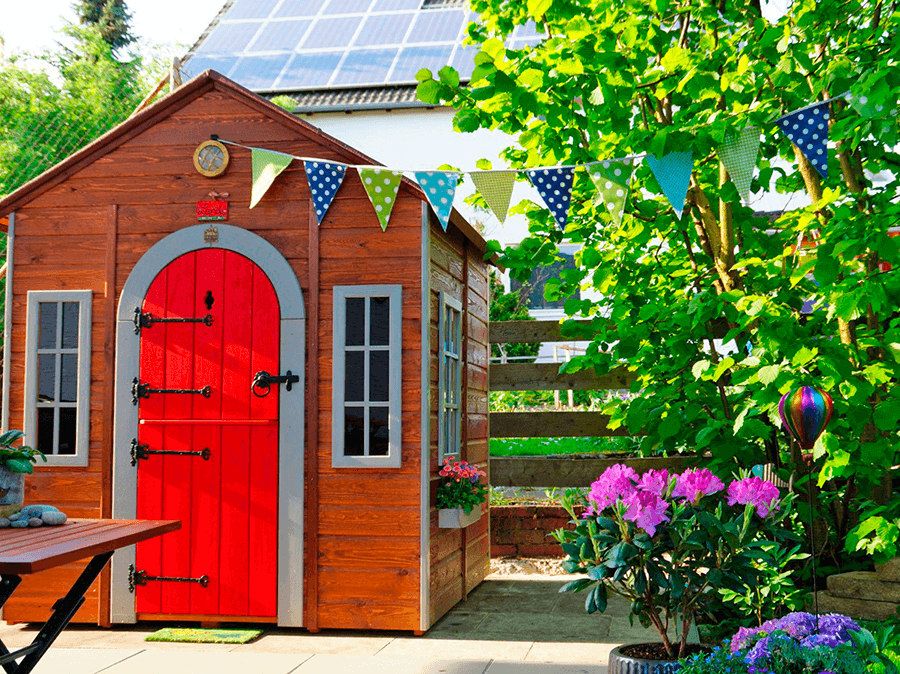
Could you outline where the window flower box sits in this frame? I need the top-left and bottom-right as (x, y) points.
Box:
(438, 507), (482, 529)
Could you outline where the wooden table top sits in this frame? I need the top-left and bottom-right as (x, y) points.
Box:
(0, 519), (180, 575)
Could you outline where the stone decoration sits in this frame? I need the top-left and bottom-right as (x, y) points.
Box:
(0, 504), (67, 528)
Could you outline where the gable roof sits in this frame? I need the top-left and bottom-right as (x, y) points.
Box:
(0, 70), (485, 250)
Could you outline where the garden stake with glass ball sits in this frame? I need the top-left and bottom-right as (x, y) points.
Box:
(778, 385), (834, 635)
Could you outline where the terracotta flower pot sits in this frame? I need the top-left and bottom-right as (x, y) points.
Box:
(608, 644), (682, 674)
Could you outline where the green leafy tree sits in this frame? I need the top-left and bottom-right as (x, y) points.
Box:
(489, 270), (540, 362)
(418, 0), (900, 572)
(74, 0), (135, 52)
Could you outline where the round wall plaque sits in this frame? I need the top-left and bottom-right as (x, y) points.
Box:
(193, 140), (230, 177)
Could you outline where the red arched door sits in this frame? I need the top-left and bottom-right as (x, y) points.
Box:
(134, 249), (279, 619)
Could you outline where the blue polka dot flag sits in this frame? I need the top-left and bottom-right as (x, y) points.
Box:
(303, 160), (347, 225)
(526, 167), (575, 231)
(776, 101), (830, 179)
(645, 152), (693, 220)
(415, 171), (458, 231)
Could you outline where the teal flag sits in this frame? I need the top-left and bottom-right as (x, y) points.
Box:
(646, 152), (693, 220)
(415, 171), (458, 231)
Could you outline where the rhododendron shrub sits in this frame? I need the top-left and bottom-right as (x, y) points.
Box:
(554, 465), (801, 659)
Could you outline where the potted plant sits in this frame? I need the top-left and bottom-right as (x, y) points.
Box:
(0, 430), (45, 515)
(436, 458), (488, 528)
(553, 464), (800, 673)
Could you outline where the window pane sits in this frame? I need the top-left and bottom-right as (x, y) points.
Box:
(369, 351), (389, 402)
(39, 303), (57, 350)
(37, 408), (55, 455)
(345, 297), (365, 345)
(451, 310), (460, 352)
(345, 351), (365, 402)
(369, 406), (389, 456)
(38, 354), (56, 402)
(59, 354), (78, 403)
(58, 408), (77, 455)
(370, 296), (390, 345)
(344, 407), (365, 455)
(61, 302), (79, 349)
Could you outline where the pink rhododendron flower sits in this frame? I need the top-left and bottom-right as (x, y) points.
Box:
(622, 490), (670, 537)
(587, 464), (638, 514)
(673, 468), (724, 503)
(727, 476), (781, 517)
(636, 469), (670, 497)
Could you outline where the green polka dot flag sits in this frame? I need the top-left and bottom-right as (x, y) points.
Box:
(589, 158), (635, 226)
(717, 126), (760, 205)
(358, 167), (402, 231)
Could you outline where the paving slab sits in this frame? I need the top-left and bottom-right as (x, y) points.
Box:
(294, 654), (490, 673)
(378, 637), (532, 660)
(99, 649), (311, 674)
(486, 661), (607, 674)
(31, 648), (143, 674)
(233, 632), (392, 655)
(525, 642), (617, 664)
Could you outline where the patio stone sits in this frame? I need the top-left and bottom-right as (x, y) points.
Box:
(294, 654), (491, 673)
(32, 648), (143, 674)
(828, 571), (900, 603)
(815, 590), (900, 621)
(486, 660), (607, 673)
(99, 650), (310, 673)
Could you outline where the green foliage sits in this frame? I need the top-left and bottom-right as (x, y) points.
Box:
(0, 430), (44, 475)
(422, 0), (900, 572)
(490, 436), (641, 456)
(489, 271), (539, 362)
(75, 0), (135, 52)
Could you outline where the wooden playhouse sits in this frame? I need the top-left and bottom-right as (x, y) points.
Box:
(0, 70), (490, 632)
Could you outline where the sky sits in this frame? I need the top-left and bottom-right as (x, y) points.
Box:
(0, 0), (225, 60)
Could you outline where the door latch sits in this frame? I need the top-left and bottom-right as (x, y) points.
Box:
(252, 370), (299, 397)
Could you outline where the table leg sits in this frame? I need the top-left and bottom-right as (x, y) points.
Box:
(1, 551), (114, 674)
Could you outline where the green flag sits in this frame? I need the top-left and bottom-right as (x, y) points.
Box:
(250, 148), (294, 209)
(470, 171), (515, 223)
(717, 127), (760, 205)
(589, 158), (635, 226)
(358, 167), (402, 231)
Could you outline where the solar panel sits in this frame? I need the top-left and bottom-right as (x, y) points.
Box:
(230, 53), (295, 89)
(225, 0), (280, 20)
(332, 48), (398, 86)
(372, 0), (420, 9)
(389, 45), (453, 82)
(277, 52), (344, 89)
(274, 0), (328, 18)
(200, 22), (264, 53)
(186, 0), (493, 92)
(407, 9), (465, 42)
(302, 16), (363, 49)
(323, 0), (374, 14)
(355, 13), (414, 46)
(252, 19), (313, 51)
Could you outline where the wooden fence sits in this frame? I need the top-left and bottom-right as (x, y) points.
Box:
(487, 319), (715, 486)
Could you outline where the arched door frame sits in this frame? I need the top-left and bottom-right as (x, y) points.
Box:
(110, 224), (305, 627)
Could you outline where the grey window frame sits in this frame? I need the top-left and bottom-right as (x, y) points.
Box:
(23, 290), (92, 467)
(437, 292), (462, 462)
(332, 284), (402, 468)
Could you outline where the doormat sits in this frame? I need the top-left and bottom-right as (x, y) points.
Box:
(145, 628), (263, 644)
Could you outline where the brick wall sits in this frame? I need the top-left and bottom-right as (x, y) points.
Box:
(490, 505), (577, 557)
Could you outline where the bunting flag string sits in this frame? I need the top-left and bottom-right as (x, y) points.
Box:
(304, 160), (347, 224)
(527, 167), (575, 231)
(470, 171), (516, 223)
(776, 101), (830, 179)
(250, 148), (294, 209)
(217, 90), (859, 229)
(589, 158), (635, 226)
(358, 167), (402, 231)
(717, 127), (761, 206)
(646, 152), (693, 220)
(415, 171), (458, 231)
